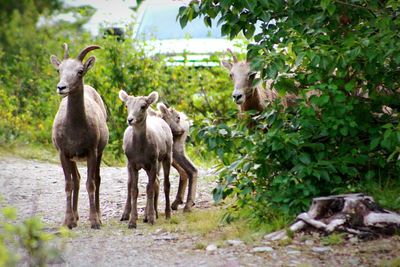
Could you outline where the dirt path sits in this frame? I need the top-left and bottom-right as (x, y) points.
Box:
(1, 157), (399, 266)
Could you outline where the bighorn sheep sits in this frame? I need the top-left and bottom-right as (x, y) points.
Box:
(221, 49), (298, 112)
(119, 90), (173, 228)
(50, 44), (109, 229)
(157, 103), (198, 212)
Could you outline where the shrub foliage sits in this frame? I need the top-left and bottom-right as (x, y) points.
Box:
(180, 0), (400, 217)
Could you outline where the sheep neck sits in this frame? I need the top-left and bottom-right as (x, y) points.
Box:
(66, 84), (88, 127)
(131, 120), (148, 149)
(241, 85), (265, 112)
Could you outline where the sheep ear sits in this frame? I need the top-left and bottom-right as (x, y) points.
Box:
(157, 103), (168, 114)
(146, 92), (158, 105)
(83, 56), (96, 74)
(50, 55), (61, 69)
(221, 60), (232, 70)
(248, 71), (257, 80)
(119, 90), (129, 103)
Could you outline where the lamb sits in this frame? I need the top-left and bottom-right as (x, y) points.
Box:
(119, 90), (173, 228)
(157, 103), (198, 212)
(50, 43), (109, 229)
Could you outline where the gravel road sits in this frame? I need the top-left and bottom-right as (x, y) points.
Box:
(1, 156), (399, 267)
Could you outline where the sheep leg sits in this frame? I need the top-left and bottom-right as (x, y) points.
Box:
(87, 152), (101, 229)
(154, 178), (160, 219)
(175, 154), (198, 212)
(95, 152), (102, 223)
(121, 163), (132, 221)
(145, 166), (158, 225)
(163, 158), (172, 219)
(128, 165), (139, 229)
(171, 161), (187, 210)
(60, 154), (77, 229)
(143, 165), (160, 223)
(71, 161), (80, 222)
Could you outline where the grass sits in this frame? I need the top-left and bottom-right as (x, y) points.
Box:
(0, 142), (59, 163)
(361, 178), (400, 212)
(321, 233), (345, 246)
(380, 257), (400, 267)
(146, 206), (272, 245)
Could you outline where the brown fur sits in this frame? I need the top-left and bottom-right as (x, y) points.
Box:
(119, 91), (173, 229)
(157, 103), (198, 212)
(50, 44), (109, 229)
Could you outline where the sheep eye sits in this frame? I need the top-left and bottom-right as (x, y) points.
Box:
(229, 73), (234, 79)
(77, 69), (84, 76)
(140, 105), (146, 110)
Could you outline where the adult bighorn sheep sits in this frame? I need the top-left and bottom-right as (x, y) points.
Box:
(119, 90), (173, 228)
(221, 49), (298, 112)
(157, 103), (198, 212)
(50, 44), (109, 229)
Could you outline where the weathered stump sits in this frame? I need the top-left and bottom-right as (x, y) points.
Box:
(265, 193), (400, 241)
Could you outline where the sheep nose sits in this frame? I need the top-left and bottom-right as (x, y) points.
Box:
(233, 94), (243, 103)
(127, 118), (134, 125)
(57, 85), (67, 91)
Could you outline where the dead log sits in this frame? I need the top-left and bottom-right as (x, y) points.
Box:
(265, 193), (400, 241)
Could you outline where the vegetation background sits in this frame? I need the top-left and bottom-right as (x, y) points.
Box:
(1, 0), (400, 231)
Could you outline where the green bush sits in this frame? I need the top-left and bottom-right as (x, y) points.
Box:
(181, 0), (400, 219)
(0, 206), (63, 267)
(0, 2), (234, 164)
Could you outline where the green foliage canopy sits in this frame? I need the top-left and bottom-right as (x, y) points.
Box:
(179, 0), (400, 217)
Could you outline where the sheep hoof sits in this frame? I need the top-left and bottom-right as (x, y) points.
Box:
(65, 222), (77, 229)
(183, 206), (192, 213)
(91, 223), (101, 229)
(120, 214), (130, 221)
(148, 216), (155, 225)
(143, 217), (148, 223)
(128, 223), (137, 229)
(165, 212), (171, 219)
(64, 215), (78, 229)
(171, 200), (183, 210)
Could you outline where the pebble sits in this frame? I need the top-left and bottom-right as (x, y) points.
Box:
(312, 246), (332, 253)
(287, 250), (301, 255)
(153, 235), (178, 241)
(206, 244), (218, 252)
(226, 240), (243, 246)
(348, 257), (360, 266)
(252, 246), (274, 253)
(305, 240), (314, 246)
(349, 237), (358, 244)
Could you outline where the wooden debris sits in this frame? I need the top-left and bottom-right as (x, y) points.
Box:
(265, 193), (400, 241)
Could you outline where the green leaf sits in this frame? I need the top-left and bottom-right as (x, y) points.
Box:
(327, 4), (336, 15)
(179, 15), (188, 28)
(339, 127), (348, 136)
(244, 0), (256, 12)
(221, 23), (230, 36)
(299, 153), (311, 165)
(244, 24), (255, 39)
(2, 207), (17, 220)
(204, 16), (212, 27)
(370, 137), (381, 149)
(321, 0), (330, 10)
(344, 80), (356, 92)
